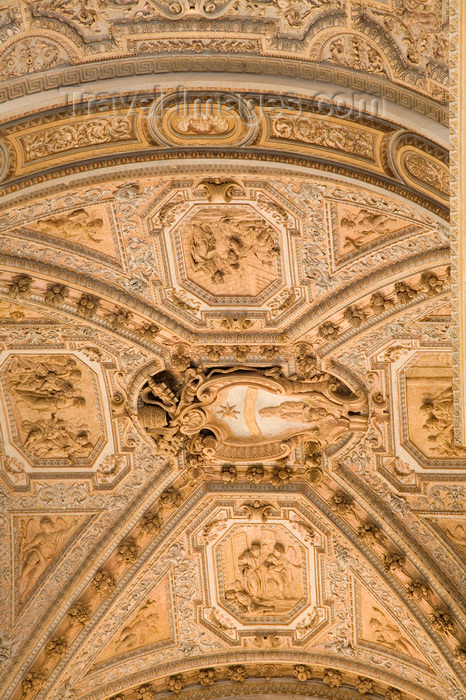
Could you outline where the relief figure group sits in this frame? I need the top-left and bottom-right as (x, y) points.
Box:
(187, 214), (279, 286)
(4, 355), (96, 463)
(225, 538), (301, 615)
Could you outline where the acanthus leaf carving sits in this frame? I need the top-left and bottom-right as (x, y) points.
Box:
(324, 34), (387, 76)
(21, 117), (134, 162)
(147, 0), (238, 20)
(403, 151), (450, 196)
(270, 115), (375, 160)
(0, 36), (71, 79)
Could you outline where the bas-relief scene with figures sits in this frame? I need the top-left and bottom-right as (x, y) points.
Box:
(217, 524), (306, 622)
(401, 353), (466, 463)
(13, 513), (88, 614)
(0, 355), (105, 467)
(0, 2), (464, 700)
(179, 205), (280, 297)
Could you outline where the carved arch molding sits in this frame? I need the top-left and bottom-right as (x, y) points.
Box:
(0, 2), (465, 700)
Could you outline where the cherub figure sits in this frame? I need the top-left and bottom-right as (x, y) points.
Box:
(35, 208), (104, 243)
(340, 208), (394, 251)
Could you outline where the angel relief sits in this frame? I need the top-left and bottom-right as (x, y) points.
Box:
(34, 208), (105, 243)
(339, 208), (398, 251)
(332, 203), (419, 256)
(359, 589), (424, 662)
(28, 204), (117, 255)
(93, 577), (173, 664)
(137, 364), (367, 463)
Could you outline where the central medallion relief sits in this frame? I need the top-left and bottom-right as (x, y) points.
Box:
(215, 524), (307, 624)
(138, 365), (367, 462)
(177, 204), (280, 299)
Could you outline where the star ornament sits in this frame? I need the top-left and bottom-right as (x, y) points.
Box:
(217, 403), (240, 420)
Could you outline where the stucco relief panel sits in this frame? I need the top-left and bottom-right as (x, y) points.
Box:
(91, 573), (176, 669)
(143, 181), (308, 325)
(11, 512), (92, 618)
(326, 199), (433, 268)
(176, 204), (281, 301)
(398, 352), (466, 467)
(190, 501), (328, 648)
(24, 203), (122, 261)
(215, 523), (308, 624)
(0, 353), (105, 468)
(355, 583), (430, 667)
(0, 351), (124, 484)
(0, 187), (147, 290)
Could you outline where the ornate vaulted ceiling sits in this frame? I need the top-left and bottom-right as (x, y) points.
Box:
(1, 2), (465, 700)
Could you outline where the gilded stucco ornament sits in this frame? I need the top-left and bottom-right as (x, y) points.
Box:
(0, 35), (74, 79)
(149, 93), (258, 148)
